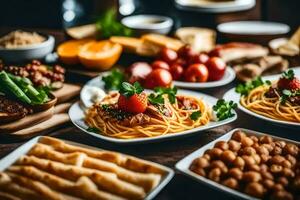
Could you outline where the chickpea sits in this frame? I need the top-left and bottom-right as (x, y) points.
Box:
(241, 137), (254, 147)
(242, 155), (256, 166)
(243, 171), (262, 182)
(192, 157), (210, 168)
(271, 155), (285, 165)
(232, 130), (246, 142)
(228, 168), (243, 180)
(249, 135), (259, 143)
(208, 148), (223, 159)
(260, 164), (269, 172)
(208, 168), (222, 182)
(252, 142), (260, 149)
(282, 167), (295, 178)
(271, 146), (283, 156)
(242, 146), (256, 156)
(283, 143), (298, 156)
(190, 166), (206, 176)
(282, 160), (292, 168)
(285, 154), (296, 166)
(276, 177), (289, 187)
(210, 160), (228, 173)
(228, 140), (241, 152)
(221, 178), (238, 189)
(203, 154), (211, 161)
(244, 182), (265, 198)
(263, 179), (275, 189)
(260, 135), (273, 144)
(275, 141), (286, 148)
(260, 154), (271, 163)
(252, 154), (261, 164)
(270, 164), (283, 174)
(272, 183), (284, 192)
(262, 143), (274, 152)
(221, 150), (236, 164)
(261, 171), (274, 180)
(214, 141), (229, 151)
(233, 156), (245, 170)
(255, 146), (269, 155)
(248, 164), (260, 172)
(271, 190), (293, 200)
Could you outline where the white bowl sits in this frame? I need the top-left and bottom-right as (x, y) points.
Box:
(121, 15), (173, 35)
(0, 34), (55, 63)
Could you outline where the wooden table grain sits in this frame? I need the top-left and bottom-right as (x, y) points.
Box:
(0, 29), (300, 200)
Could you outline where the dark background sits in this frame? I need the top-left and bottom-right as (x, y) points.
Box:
(0, 0), (299, 32)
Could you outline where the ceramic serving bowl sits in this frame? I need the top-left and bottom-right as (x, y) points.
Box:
(0, 34), (55, 63)
(29, 93), (57, 113)
(121, 15), (173, 35)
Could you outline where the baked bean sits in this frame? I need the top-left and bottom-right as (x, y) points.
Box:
(214, 141), (229, 151)
(282, 167), (295, 178)
(249, 135), (259, 143)
(256, 146), (269, 155)
(203, 154), (211, 161)
(242, 146), (256, 155)
(241, 137), (254, 147)
(271, 155), (285, 165)
(208, 168), (222, 182)
(192, 157), (209, 168)
(208, 148), (223, 159)
(283, 144), (298, 156)
(275, 141), (286, 148)
(271, 190), (293, 200)
(261, 154), (271, 163)
(285, 154), (296, 166)
(271, 146), (283, 156)
(221, 178), (238, 189)
(191, 166), (206, 176)
(262, 144), (274, 152)
(263, 179), (275, 189)
(260, 135), (273, 144)
(228, 168), (243, 180)
(260, 164), (269, 172)
(261, 171), (274, 180)
(243, 171), (262, 182)
(252, 142), (260, 149)
(242, 155), (256, 166)
(252, 154), (261, 164)
(244, 182), (265, 198)
(282, 160), (292, 168)
(232, 130), (246, 142)
(210, 160), (228, 173)
(270, 164), (283, 173)
(233, 156), (245, 169)
(277, 177), (289, 187)
(221, 150), (236, 164)
(228, 140), (241, 152)
(248, 164), (260, 172)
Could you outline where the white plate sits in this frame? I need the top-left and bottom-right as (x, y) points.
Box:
(223, 67), (300, 128)
(0, 136), (174, 200)
(70, 88), (237, 144)
(173, 67), (235, 89)
(175, 128), (299, 200)
(175, 0), (255, 13)
(217, 21), (290, 35)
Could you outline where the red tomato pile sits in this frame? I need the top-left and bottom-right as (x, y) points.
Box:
(127, 45), (227, 89)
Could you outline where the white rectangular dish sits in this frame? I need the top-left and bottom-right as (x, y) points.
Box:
(0, 136), (174, 200)
(175, 128), (300, 200)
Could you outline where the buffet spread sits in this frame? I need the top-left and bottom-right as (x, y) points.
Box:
(0, 10), (300, 200)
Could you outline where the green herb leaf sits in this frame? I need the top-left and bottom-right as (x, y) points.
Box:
(119, 82), (144, 98)
(213, 99), (237, 121)
(190, 111), (201, 121)
(102, 69), (125, 90)
(235, 77), (269, 96)
(154, 87), (177, 104)
(282, 69), (294, 80)
(148, 93), (164, 105)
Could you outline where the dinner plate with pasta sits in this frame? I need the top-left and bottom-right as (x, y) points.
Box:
(69, 80), (237, 144)
(224, 67), (300, 128)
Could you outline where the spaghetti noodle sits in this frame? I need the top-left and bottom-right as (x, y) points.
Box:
(85, 92), (211, 139)
(240, 85), (300, 123)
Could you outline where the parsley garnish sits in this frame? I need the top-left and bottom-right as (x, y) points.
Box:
(119, 82), (143, 98)
(213, 99), (237, 121)
(148, 87), (178, 105)
(190, 111), (201, 121)
(280, 89), (300, 104)
(102, 69), (125, 90)
(235, 77), (271, 96)
(282, 69), (294, 80)
(101, 104), (131, 120)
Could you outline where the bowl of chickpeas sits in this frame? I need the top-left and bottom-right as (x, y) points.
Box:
(176, 128), (300, 200)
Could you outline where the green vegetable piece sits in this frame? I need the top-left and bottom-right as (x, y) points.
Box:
(235, 76), (269, 96)
(282, 69), (294, 80)
(190, 111), (201, 121)
(102, 69), (125, 90)
(213, 99), (237, 121)
(119, 82), (144, 98)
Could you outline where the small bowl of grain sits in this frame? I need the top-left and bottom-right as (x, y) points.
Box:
(0, 30), (55, 63)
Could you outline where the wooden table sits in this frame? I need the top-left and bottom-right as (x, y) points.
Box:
(1, 29), (300, 200)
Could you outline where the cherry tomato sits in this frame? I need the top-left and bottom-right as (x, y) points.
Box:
(178, 45), (197, 59)
(173, 58), (188, 68)
(184, 64), (209, 82)
(151, 60), (170, 71)
(144, 69), (172, 89)
(160, 48), (178, 63)
(190, 53), (209, 64)
(170, 63), (184, 80)
(127, 62), (152, 83)
(206, 57), (226, 81)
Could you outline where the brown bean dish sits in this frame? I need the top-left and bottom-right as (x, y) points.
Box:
(189, 130), (300, 200)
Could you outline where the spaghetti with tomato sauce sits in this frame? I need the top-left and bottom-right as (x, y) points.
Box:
(85, 92), (212, 139)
